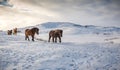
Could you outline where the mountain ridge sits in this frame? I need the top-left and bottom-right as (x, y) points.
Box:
(19, 22), (120, 35)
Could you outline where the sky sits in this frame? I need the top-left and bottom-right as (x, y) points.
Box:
(0, 0), (120, 30)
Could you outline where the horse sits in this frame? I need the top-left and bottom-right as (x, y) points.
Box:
(7, 30), (12, 35)
(13, 28), (17, 35)
(25, 27), (39, 41)
(48, 29), (63, 43)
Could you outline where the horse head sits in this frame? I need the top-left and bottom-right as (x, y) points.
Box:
(34, 28), (39, 35)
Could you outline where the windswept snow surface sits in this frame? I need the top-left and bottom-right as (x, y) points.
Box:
(0, 22), (120, 70)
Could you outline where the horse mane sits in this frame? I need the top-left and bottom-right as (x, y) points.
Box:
(31, 27), (39, 33)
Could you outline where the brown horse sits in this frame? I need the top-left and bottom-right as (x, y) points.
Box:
(48, 29), (63, 43)
(7, 30), (12, 35)
(13, 28), (17, 35)
(25, 27), (39, 41)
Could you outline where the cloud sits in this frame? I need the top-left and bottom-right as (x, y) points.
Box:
(0, 0), (120, 30)
(0, 0), (13, 7)
(10, 0), (120, 17)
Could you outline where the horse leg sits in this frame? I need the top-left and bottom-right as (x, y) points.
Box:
(27, 36), (30, 41)
(52, 37), (55, 43)
(25, 35), (29, 41)
(25, 35), (27, 40)
(25, 36), (27, 40)
(58, 36), (61, 43)
(31, 35), (34, 41)
(15, 32), (17, 35)
(55, 37), (57, 43)
(48, 36), (51, 42)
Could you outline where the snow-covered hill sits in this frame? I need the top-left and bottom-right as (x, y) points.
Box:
(0, 22), (120, 70)
(35, 22), (120, 35)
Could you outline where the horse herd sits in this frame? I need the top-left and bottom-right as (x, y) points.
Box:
(7, 28), (17, 35)
(7, 27), (63, 43)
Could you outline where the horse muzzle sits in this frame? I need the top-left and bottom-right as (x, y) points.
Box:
(37, 32), (39, 35)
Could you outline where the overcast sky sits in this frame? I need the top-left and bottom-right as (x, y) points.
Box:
(0, 0), (120, 30)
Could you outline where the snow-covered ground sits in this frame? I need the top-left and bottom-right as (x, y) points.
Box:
(0, 22), (120, 70)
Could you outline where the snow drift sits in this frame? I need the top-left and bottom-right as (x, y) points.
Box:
(0, 22), (120, 70)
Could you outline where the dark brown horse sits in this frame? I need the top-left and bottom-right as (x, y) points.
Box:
(25, 27), (39, 41)
(13, 28), (17, 35)
(7, 30), (12, 35)
(48, 29), (63, 43)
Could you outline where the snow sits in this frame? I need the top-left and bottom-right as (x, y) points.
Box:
(0, 22), (120, 70)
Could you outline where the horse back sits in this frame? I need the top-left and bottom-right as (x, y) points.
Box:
(25, 29), (29, 32)
(25, 29), (30, 35)
(49, 30), (54, 36)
